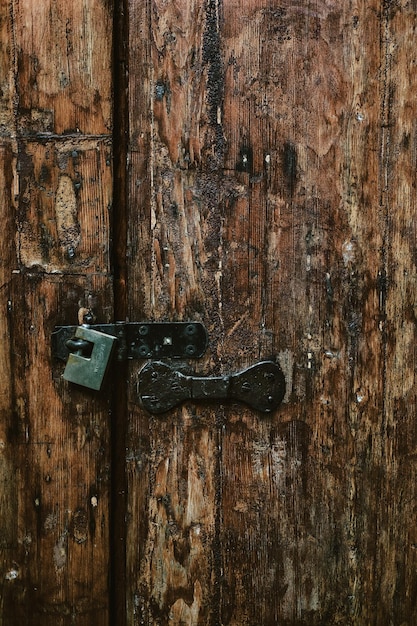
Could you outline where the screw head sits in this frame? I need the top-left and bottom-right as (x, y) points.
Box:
(185, 324), (196, 337)
(138, 344), (150, 357)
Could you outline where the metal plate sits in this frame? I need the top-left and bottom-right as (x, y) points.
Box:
(137, 360), (286, 414)
(52, 322), (208, 362)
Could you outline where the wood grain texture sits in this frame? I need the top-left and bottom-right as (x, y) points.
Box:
(12, 0), (113, 135)
(220, 3), (356, 623)
(0, 1), (113, 624)
(17, 138), (112, 273)
(378, 4), (417, 623)
(0, 143), (19, 624)
(2, 0), (417, 624)
(125, 1), (417, 625)
(5, 274), (113, 626)
(125, 2), (220, 624)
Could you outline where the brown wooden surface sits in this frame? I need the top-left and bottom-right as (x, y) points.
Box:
(2, 1), (417, 625)
(0, 1), (113, 625)
(124, 1), (417, 625)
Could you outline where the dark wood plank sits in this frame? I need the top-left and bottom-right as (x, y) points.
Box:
(7, 273), (113, 626)
(12, 0), (113, 135)
(124, 1), (417, 624)
(125, 1), (221, 623)
(220, 2), (384, 623)
(376, 4), (417, 624)
(1, 2), (114, 624)
(0, 143), (20, 623)
(0, 1), (21, 615)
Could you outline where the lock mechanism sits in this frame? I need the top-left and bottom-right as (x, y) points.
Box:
(63, 326), (117, 390)
(53, 321), (209, 391)
(54, 321), (286, 414)
(137, 360), (286, 414)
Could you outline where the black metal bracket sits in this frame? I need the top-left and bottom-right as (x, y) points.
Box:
(52, 322), (208, 362)
(137, 360), (286, 414)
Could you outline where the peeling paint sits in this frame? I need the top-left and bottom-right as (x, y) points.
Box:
(53, 533), (67, 571)
(278, 350), (293, 403)
(55, 174), (80, 257)
(342, 239), (357, 265)
(4, 568), (19, 581)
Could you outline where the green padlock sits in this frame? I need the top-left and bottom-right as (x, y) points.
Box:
(63, 326), (117, 391)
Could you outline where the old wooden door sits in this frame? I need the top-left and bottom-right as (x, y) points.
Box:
(2, 1), (417, 625)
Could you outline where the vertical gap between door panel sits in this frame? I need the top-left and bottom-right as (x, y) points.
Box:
(111, 0), (129, 624)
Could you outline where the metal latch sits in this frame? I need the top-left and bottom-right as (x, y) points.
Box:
(137, 361), (286, 414)
(53, 321), (286, 414)
(52, 322), (208, 391)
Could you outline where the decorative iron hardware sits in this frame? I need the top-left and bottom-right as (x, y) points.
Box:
(52, 322), (208, 391)
(137, 360), (286, 414)
(52, 322), (208, 362)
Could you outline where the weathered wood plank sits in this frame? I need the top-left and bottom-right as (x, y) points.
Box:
(377, 4), (417, 624)
(220, 2), (384, 623)
(1, 1), (114, 624)
(123, 6), (153, 621)
(6, 274), (113, 626)
(125, 2), (221, 624)
(0, 143), (19, 624)
(125, 1), (417, 625)
(16, 138), (112, 273)
(0, 2), (21, 619)
(11, 0), (113, 135)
